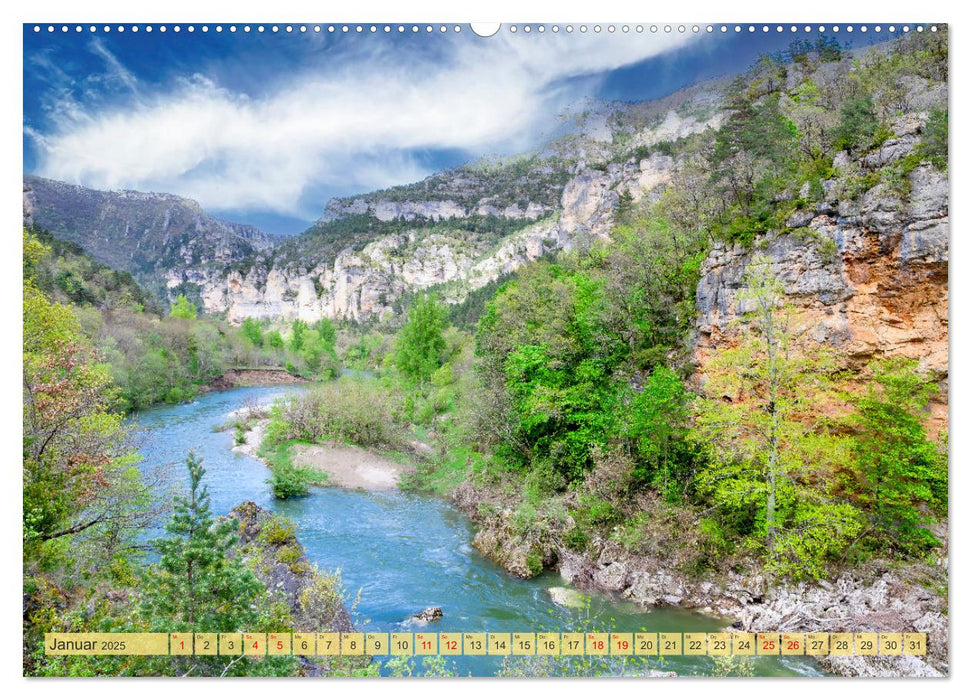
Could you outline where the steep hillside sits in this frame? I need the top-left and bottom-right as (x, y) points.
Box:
(319, 153), (573, 222)
(23, 33), (947, 349)
(25, 225), (161, 314)
(23, 175), (274, 296)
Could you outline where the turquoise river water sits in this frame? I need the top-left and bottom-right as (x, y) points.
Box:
(131, 385), (821, 677)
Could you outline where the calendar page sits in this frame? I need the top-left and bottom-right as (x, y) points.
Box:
(21, 19), (949, 679)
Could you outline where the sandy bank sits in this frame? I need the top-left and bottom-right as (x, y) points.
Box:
(290, 442), (415, 490)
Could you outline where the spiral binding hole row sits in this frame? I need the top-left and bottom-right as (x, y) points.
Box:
(31, 24), (940, 35)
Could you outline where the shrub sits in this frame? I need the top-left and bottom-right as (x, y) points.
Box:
(271, 379), (403, 448)
(258, 515), (297, 546)
(297, 565), (349, 630)
(574, 493), (619, 529)
(240, 317), (263, 347)
(277, 544), (303, 567)
(164, 386), (188, 404)
(270, 463), (311, 499)
(525, 551), (544, 577)
(564, 526), (589, 552)
(258, 441), (328, 500)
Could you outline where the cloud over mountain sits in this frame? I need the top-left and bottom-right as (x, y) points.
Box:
(26, 29), (696, 216)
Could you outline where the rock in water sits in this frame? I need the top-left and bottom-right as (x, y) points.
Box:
(548, 586), (586, 609)
(409, 606), (444, 624)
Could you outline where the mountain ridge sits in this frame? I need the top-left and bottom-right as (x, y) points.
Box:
(23, 174), (276, 297)
(23, 76), (726, 320)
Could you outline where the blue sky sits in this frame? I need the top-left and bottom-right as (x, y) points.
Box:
(23, 24), (889, 235)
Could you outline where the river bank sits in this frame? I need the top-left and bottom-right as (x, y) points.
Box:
(212, 378), (947, 678)
(228, 406), (415, 491)
(209, 368), (309, 391)
(449, 479), (948, 677)
(218, 385), (946, 677)
(227, 501), (368, 676)
(149, 385), (807, 677)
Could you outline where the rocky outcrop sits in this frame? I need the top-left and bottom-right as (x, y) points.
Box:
(26, 86), (723, 324)
(694, 118), (948, 432)
(557, 541), (948, 677)
(173, 218), (564, 323)
(177, 144), (683, 324)
(229, 501), (355, 634)
(558, 153), (675, 248)
(226, 501), (362, 675)
(320, 154), (570, 225)
(323, 198), (470, 222)
(407, 607), (444, 625)
(547, 586), (586, 609)
(323, 198), (554, 224)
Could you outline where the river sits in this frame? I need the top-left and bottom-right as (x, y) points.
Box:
(131, 384), (822, 677)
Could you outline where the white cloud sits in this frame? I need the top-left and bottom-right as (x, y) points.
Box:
(29, 31), (696, 216)
(88, 37), (140, 93)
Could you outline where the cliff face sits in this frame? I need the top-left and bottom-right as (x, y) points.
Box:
(24, 76), (724, 323)
(171, 123), (698, 323)
(320, 154), (571, 224)
(23, 45), (948, 402)
(179, 218), (565, 323)
(694, 115), (948, 429)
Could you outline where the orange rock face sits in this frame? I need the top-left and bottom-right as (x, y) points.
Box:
(693, 163), (948, 437)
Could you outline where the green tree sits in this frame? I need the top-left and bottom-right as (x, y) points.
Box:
(477, 265), (628, 479)
(298, 329), (338, 378)
(316, 318), (337, 350)
(140, 452), (264, 631)
(614, 189), (634, 223)
(598, 209), (707, 368)
(712, 90), (799, 219)
(288, 319), (308, 352)
(23, 230), (150, 560)
(240, 317), (263, 348)
(265, 330), (284, 349)
(832, 95), (879, 153)
(692, 255), (861, 579)
(625, 366), (692, 498)
(921, 108), (948, 171)
(395, 294), (447, 384)
(169, 294), (197, 320)
(852, 358), (947, 552)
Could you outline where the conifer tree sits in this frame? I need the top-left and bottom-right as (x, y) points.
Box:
(140, 452), (263, 631)
(853, 358), (948, 552)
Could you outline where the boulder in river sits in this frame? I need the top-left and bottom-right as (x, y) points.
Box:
(548, 586), (586, 609)
(408, 606), (444, 624)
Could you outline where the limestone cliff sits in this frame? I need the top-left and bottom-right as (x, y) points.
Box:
(693, 114), (948, 430)
(172, 111), (706, 323)
(23, 75), (724, 324)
